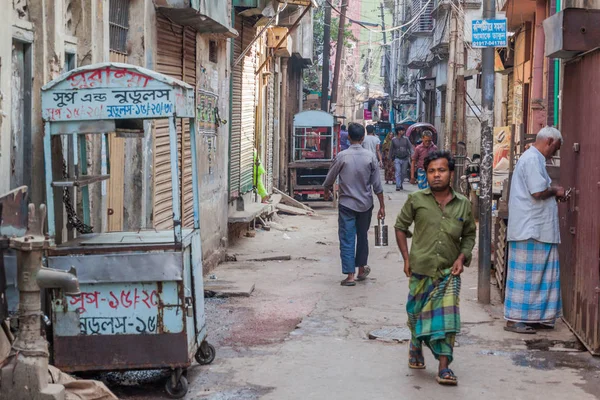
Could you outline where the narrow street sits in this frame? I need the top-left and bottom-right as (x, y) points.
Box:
(117, 183), (600, 400)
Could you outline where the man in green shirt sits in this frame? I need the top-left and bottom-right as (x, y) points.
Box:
(394, 150), (476, 386)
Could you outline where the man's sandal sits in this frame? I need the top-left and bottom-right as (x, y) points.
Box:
(437, 368), (458, 385)
(356, 266), (371, 281)
(408, 346), (425, 369)
(340, 279), (356, 287)
(504, 322), (536, 334)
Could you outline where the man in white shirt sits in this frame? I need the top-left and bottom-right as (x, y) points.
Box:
(362, 125), (382, 167)
(504, 126), (566, 334)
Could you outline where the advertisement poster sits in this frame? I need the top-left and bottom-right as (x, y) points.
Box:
(493, 126), (511, 193)
(493, 126), (511, 171)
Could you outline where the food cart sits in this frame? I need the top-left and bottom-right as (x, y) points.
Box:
(41, 63), (213, 398)
(288, 110), (336, 203)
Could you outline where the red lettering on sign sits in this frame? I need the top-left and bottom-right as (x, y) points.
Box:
(108, 291), (119, 309)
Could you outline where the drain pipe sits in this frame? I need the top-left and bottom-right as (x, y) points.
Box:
(0, 204), (79, 400)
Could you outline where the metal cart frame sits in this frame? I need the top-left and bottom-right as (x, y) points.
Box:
(288, 110), (337, 204)
(41, 62), (213, 398)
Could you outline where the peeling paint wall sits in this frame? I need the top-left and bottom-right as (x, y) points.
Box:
(196, 34), (231, 267)
(0, 0), (231, 268)
(0, 0), (109, 239)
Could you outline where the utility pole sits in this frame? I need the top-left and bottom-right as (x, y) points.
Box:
(380, 2), (389, 96)
(478, 0), (495, 304)
(366, 30), (372, 99)
(444, 8), (458, 150)
(321, 2), (332, 112)
(330, 0), (348, 114)
(455, 4), (466, 150)
(389, 0), (399, 126)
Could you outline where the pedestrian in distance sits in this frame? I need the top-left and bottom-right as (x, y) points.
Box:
(381, 131), (395, 184)
(388, 125), (413, 191)
(411, 131), (438, 189)
(324, 123), (385, 287)
(504, 126), (567, 334)
(339, 124), (350, 151)
(362, 125), (383, 168)
(395, 151), (476, 385)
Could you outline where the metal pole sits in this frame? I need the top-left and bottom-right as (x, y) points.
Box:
(321, 3), (332, 111)
(478, 0), (495, 304)
(330, 1), (348, 113)
(554, 0), (561, 127)
(380, 3), (389, 96)
(444, 8), (458, 150)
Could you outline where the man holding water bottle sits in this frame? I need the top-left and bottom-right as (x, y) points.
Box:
(324, 123), (385, 287)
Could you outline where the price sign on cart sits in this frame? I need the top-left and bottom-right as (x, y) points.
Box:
(472, 19), (507, 48)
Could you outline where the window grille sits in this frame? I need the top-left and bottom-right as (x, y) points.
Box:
(411, 0), (434, 33)
(109, 0), (129, 54)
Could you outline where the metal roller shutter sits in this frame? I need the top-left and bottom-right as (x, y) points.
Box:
(154, 15), (196, 229)
(229, 16), (257, 199)
(181, 27), (197, 228)
(229, 18), (243, 199)
(266, 69), (275, 193)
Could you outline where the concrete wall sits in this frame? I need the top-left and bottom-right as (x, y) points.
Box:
(0, 0), (109, 226)
(196, 34), (231, 269)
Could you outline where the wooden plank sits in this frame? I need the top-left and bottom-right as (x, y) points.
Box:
(273, 188), (314, 212)
(107, 134), (125, 232)
(236, 253), (292, 262)
(276, 204), (309, 216)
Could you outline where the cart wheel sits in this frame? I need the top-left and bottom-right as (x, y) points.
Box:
(165, 375), (188, 399)
(195, 341), (216, 365)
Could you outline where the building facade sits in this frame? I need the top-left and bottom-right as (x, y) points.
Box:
(402, 0), (484, 155)
(0, 0), (236, 270)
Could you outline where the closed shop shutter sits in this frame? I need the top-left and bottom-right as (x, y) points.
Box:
(181, 27), (197, 228)
(155, 15), (196, 229)
(266, 69), (275, 193)
(229, 17), (257, 199)
(229, 18), (243, 199)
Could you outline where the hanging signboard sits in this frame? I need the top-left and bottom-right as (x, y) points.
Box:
(472, 19), (507, 48)
(42, 64), (195, 122)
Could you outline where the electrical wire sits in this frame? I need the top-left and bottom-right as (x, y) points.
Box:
(324, 0), (433, 34)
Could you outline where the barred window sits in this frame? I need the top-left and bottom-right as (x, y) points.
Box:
(109, 0), (129, 54)
(209, 41), (218, 63)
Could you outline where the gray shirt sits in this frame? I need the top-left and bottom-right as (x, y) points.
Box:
(507, 146), (560, 244)
(323, 144), (383, 212)
(362, 135), (380, 157)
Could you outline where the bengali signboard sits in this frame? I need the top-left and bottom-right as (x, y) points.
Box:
(42, 65), (195, 122)
(54, 282), (184, 336)
(472, 19), (507, 48)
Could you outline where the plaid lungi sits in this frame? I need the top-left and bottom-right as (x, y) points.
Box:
(407, 269), (460, 363)
(417, 168), (429, 189)
(504, 239), (562, 324)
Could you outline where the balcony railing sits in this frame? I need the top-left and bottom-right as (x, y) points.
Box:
(410, 0), (434, 35)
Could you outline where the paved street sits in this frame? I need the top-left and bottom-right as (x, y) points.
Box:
(116, 182), (600, 400)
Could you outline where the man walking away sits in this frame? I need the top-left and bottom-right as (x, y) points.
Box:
(504, 126), (566, 334)
(395, 151), (476, 385)
(362, 125), (383, 167)
(324, 123), (385, 286)
(340, 124), (350, 151)
(389, 126), (413, 191)
(411, 131), (438, 189)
